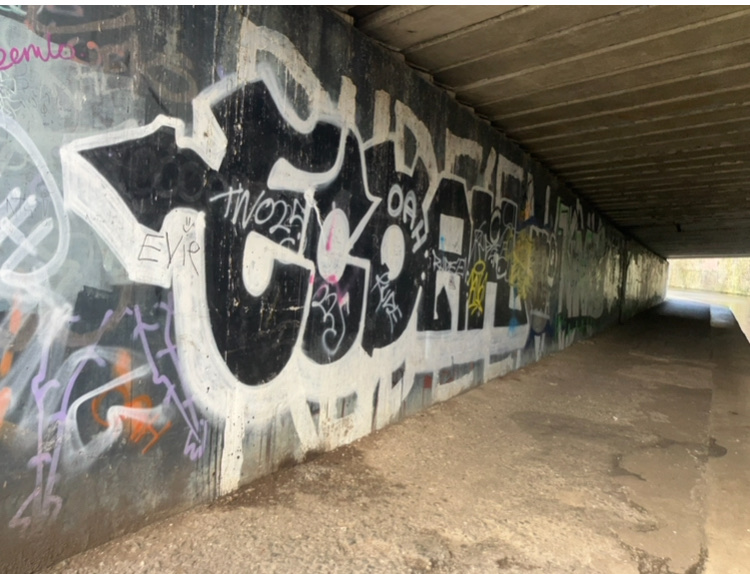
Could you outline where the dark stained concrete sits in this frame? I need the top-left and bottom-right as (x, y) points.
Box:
(41, 298), (749, 573)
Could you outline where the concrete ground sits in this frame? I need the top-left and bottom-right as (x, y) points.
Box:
(39, 295), (750, 574)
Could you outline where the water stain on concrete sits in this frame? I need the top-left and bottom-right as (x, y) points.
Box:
(708, 437), (727, 458)
(611, 454), (646, 481)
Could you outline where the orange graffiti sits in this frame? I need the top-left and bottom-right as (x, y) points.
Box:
(9, 306), (21, 333)
(1, 302), (23, 378)
(112, 350), (132, 378)
(91, 382), (171, 455)
(0, 387), (11, 430)
(0, 352), (13, 378)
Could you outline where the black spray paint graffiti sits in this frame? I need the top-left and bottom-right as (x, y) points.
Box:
(76, 81), (377, 380)
(358, 140), (430, 352)
(69, 79), (534, 386)
(62, 19), (617, 420)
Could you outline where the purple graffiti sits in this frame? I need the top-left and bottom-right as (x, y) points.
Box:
(10, 292), (207, 532)
(130, 294), (207, 461)
(10, 311), (113, 531)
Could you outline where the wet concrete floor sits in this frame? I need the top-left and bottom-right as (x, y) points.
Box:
(39, 295), (750, 573)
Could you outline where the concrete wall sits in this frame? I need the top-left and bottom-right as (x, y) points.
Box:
(621, 240), (669, 322)
(0, 7), (666, 572)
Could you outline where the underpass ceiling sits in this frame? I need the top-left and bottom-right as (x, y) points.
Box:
(338, 5), (750, 258)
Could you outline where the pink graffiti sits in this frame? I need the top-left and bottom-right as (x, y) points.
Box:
(0, 34), (75, 72)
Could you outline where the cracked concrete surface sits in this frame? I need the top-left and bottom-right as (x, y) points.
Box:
(40, 295), (750, 573)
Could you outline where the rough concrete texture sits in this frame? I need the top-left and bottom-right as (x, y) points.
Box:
(36, 295), (749, 574)
(670, 289), (750, 574)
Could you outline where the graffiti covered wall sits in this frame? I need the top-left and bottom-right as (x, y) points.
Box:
(621, 240), (669, 322)
(0, 6), (666, 571)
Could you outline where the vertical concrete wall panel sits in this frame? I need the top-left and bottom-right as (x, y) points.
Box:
(622, 240), (669, 322)
(0, 7), (666, 572)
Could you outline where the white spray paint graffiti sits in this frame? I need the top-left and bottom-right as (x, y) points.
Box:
(58, 18), (632, 498)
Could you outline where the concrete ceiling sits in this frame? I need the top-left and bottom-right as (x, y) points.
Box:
(338, 5), (750, 258)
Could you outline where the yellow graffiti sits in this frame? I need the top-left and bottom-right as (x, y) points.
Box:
(468, 260), (488, 316)
(509, 230), (534, 301)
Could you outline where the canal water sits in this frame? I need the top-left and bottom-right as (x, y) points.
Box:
(668, 288), (750, 345)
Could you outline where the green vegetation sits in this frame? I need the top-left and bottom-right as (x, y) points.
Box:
(669, 258), (750, 295)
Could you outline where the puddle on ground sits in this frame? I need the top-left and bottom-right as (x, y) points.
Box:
(708, 437), (727, 457)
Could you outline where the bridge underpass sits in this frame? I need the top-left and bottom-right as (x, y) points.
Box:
(1, 6), (749, 573)
(339, 5), (750, 258)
